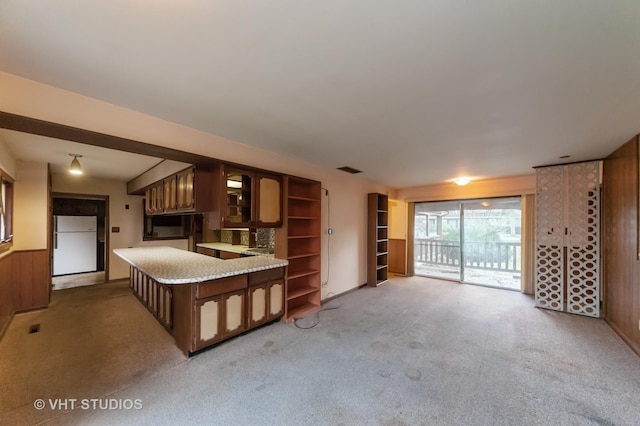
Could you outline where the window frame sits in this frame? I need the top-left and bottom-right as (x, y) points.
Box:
(0, 170), (14, 253)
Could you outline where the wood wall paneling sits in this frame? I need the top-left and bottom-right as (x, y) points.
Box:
(0, 253), (14, 337)
(12, 250), (50, 312)
(603, 135), (640, 356)
(389, 239), (407, 275)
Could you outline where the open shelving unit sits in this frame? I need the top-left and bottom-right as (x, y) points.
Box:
(368, 193), (389, 286)
(275, 176), (322, 321)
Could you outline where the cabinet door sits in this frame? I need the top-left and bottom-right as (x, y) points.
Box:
(176, 168), (195, 211)
(256, 173), (282, 227)
(248, 283), (268, 327)
(195, 295), (223, 349)
(221, 289), (247, 338)
(248, 279), (284, 328)
(223, 168), (253, 227)
(153, 182), (164, 213)
(145, 187), (154, 215)
(163, 176), (177, 212)
(267, 280), (284, 320)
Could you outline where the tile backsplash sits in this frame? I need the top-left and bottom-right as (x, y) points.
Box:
(257, 228), (275, 248)
(220, 228), (274, 249)
(240, 231), (250, 246)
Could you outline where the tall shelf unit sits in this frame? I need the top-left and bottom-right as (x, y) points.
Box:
(276, 176), (322, 321)
(368, 193), (389, 286)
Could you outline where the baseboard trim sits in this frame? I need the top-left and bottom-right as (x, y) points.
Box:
(0, 311), (15, 341)
(15, 304), (49, 314)
(322, 283), (367, 304)
(606, 318), (640, 358)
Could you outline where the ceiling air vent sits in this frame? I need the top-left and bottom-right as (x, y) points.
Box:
(337, 166), (362, 174)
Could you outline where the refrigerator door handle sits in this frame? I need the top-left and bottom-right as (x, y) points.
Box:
(54, 233), (58, 249)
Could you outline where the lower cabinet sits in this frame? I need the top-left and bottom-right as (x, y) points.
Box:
(172, 267), (285, 356)
(195, 289), (246, 351)
(248, 281), (284, 328)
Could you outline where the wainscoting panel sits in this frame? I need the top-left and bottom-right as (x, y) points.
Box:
(389, 239), (407, 275)
(0, 252), (14, 337)
(12, 249), (50, 312)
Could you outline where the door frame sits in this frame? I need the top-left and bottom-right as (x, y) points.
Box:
(51, 193), (110, 282)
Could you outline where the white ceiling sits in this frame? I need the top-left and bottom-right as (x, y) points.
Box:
(0, 129), (164, 181)
(1, 1), (640, 187)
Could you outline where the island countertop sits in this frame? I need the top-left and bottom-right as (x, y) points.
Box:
(113, 246), (288, 285)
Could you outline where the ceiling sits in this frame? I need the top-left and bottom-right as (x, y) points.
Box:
(0, 129), (164, 181)
(1, 1), (640, 187)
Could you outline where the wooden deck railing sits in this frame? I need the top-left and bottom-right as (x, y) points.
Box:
(415, 239), (521, 272)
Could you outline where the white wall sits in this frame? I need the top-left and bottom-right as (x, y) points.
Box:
(13, 161), (48, 250)
(396, 174), (536, 202)
(2, 72), (389, 296)
(389, 199), (408, 240)
(52, 173), (187, 280)
(0, 139), (17, 179)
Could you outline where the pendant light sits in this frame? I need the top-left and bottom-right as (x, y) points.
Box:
(69, 154), (83, 175)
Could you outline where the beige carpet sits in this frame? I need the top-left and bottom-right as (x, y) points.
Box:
(2, 276), (639, 425)
(0, 280), (185, 425)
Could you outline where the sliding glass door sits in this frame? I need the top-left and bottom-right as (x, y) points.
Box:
(414, 201), (461, 281)
(414, 197), (522, 290)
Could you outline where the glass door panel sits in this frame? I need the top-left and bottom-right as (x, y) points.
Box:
(461, 198), (522, 289)
(414, 197), (522, 291)
(414, 201), (461, 281)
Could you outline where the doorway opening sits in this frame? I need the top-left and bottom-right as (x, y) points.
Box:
(51, 195), (108, 290)
(413, 197), (522, 290)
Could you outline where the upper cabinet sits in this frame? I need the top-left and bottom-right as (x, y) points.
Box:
(256, 174), (281, 227)
(176, 167), (196, 211)
(163, 175), (178, 212)
(223, 168), (253, 227)
(144, 162), (282, 228)
(220, 165), (282, 228)
(145, 166), (216, 215)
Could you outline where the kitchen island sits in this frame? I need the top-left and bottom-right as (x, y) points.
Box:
(114, 246), (288, 356)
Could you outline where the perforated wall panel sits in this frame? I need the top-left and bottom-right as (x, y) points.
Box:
(535, 166), (564, 311)
(566, 162), (600, 317)
(534, 162), (600, 317)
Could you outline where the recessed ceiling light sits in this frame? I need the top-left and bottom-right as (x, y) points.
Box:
(453, 177), (471, 186)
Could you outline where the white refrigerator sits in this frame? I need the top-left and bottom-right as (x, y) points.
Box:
(53, 215), (98, 276)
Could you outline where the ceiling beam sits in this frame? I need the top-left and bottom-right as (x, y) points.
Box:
(0, 111), (217, 166)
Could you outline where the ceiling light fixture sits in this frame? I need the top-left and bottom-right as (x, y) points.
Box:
(69, 154), (83, 175)
(453, 177), (471, 186)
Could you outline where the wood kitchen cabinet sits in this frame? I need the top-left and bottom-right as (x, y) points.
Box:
(256, 173), (282, 227)
(163, 175), (177, 212)
(223, 167), (253, 227)
(175, 274), (249, 353)
(219, 165), (282, 228)
(247, 268), (284, 328)
(176, 167), (195, 211)
(145, 181), (165, 215)
(169, 266), (285, 355)
(117, 247), (287, 357)
(194, 289), (246, 350)
(144, 165), (217, 215)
